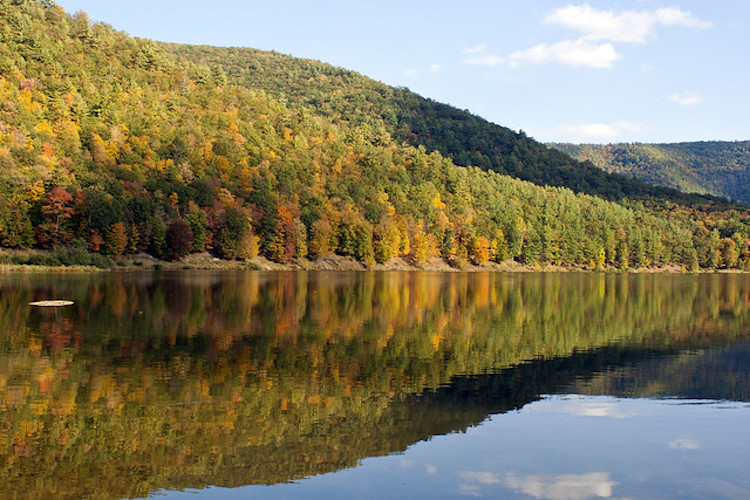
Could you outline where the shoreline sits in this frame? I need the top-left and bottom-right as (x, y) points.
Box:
(0, 249), (723, 274)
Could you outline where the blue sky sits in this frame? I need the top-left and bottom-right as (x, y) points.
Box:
(54, 1), (749, 144)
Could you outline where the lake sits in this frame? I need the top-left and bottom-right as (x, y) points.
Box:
(1, 271), (749, 499)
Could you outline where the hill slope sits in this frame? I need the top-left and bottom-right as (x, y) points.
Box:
(168, 44), (719, 205)
(551, 141), (750, 205)
(0, 1), (748, 271)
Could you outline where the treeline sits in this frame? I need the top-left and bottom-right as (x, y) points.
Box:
(552, 141), (750, 205)
(1, 1), (750, 270)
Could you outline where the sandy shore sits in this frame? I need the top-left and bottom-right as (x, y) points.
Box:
(0, 249), (698, 273)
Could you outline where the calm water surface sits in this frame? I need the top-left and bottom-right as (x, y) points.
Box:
(0, 271), (749, 499)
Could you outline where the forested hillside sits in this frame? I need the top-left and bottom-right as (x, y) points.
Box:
(169, 44), (713, 205)
(551, 141), (750, 205)
(1, 0), (749, 271)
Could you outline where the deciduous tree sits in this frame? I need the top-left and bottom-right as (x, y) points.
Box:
(105, 222), (128, 257)
(165, 220), (194, 261)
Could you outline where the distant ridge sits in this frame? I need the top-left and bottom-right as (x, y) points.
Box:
(550, 141), (750, 205)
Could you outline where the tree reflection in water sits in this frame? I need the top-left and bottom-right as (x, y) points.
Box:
(0, 271), (749, 498)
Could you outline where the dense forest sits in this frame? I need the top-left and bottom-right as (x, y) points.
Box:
(552, 141), (750, 205)
(168, 44), (714, 205)
(2, 0), (750, 270)
(1, 271), (749, 497)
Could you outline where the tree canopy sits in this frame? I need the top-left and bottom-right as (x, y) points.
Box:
(552, 141), (750, 205)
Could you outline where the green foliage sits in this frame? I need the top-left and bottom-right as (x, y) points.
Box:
(215, 207), (258, 260)
(185, 201), (209, 252)
(373, 220), (400, 263)
(149, 216), (167, 259)
(553, 141), (750, 205)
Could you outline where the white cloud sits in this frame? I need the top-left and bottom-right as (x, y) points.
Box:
(669, 437), (700, 450)
(655, 8), (713, 29)
(458, 483), (482, 497)
(502, 472), (618, 500)
(426, 465), (438, 474)
(464, 54), (505, 67)
(560, 121), (642, 141)
(430, 63), (441, 73)
(509, 39), (619, 68)
(464, 6), (711, 72)
(498, 5), (713, 69)
(544, 5), (711, 44)
(670, 91), (701, 106)
(464, 43), (487, 54)
(545, 5), (654, 43)
(459, 471), (503, 485)
(404, 69), (418, 76)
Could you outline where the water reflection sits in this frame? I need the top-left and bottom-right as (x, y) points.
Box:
(0, 271), (749, 498)
(483, 471), (618, 500)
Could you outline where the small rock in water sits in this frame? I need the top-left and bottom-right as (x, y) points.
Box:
(29, 300), (74, 307)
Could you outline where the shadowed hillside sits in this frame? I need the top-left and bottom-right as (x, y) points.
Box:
(552, 141), (750, 205)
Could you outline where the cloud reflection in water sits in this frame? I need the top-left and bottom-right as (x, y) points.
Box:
(459, 471), (617, 499)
